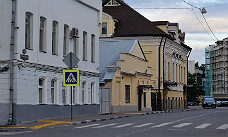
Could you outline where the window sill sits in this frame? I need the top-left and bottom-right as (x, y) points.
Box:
(39, 51), (47, 53)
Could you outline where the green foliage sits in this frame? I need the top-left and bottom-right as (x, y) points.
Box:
(187, 72), (205, 102)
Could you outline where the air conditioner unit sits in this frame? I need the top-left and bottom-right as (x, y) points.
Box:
(71, 28), (78, 38)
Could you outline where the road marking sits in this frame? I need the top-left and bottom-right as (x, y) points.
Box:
(173, 123), (192, 128)
(0, 126), (27, 129)
(216, 124), (228, 130)
(113, 123), (134, 128)
(92, 123), (118, 128)
(74, 124), (100, 129)
(30, 120), (73, 129)
(152, 122), (172, 128)
(134, 123), (154, 128)
(195, 123), (212, 129)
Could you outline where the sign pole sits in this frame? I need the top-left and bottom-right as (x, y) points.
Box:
(62, 52), (80, 122)
(70, 53), (73, 121)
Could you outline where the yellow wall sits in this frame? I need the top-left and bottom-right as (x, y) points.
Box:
(99, 13), (116, 36)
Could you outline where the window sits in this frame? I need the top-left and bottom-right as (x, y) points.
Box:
(102, 22), (107, 35)
(62, 88), (67, 104)
(73, 86), (77, 104)
(63, 25), (69, 56)
(52, 21), (58, 55)
(39, 17), (46, 52)
(83, 31), (87, 61)
(144, 92), (146, 107)
(125, 85), (130, 103)
(91, 83), (95, 103)
(73, 32), (79, 58)
(168, 62), (170, 81)
(38, 78), (45, 104)
(51, 79), (57, 104)
(82, 82), (86, 104)
(25, 12), (33, 49)
(91, 34), (95, 63)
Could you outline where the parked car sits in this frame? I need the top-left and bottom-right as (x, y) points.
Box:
(187, 102), (194, 106)
(222, 101), (228, 107)
(216, 101), (223, 107)
(202, 97), (216, 108)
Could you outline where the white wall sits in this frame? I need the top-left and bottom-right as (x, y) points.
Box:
(15, 0), (101, 73)
(0, 0), (11, 60)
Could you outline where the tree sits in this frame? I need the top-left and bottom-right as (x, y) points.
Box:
(187, 72), (205, 103)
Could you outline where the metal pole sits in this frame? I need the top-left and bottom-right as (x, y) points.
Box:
(70, 53), (73, 121)
(9, 0), (16, 125)
(71, 86), (73, 121)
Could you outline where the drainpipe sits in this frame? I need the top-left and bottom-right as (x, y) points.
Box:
(158, 36), (164, 111)
(9, 0), (16, 124)
(185, 49), (192, 108)
(162, 37), (167, 110)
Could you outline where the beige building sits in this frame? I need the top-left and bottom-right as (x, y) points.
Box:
(99, 40), (154, 112)
(100, 0), (192, 111)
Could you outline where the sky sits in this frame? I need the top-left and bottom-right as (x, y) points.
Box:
(124, 0), (228, 65)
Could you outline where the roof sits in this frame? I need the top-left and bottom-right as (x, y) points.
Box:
(103, 0), (167, 37)
(99, 40), (138, 83)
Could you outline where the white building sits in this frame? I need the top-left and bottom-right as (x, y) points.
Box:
(188, 60), (195, 74)
(0, 0), (102, 125)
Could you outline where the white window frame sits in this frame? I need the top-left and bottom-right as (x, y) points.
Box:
(25, 12), (33, 49)
(82, 81), (87, 104)
(63, 24), (69, 56)
(38, 76), (46, 104)
(73, 33), (79, 58)
(62, 87), (69, 105)
(83, 31), (87, 61)
(102, 22), (107, 35)
(91, 82), (95, 104)
(52, 21), (58, 55)
(51, 78), (58, 104)
(39, 16), (46, 52)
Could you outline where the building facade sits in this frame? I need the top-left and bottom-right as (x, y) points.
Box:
(0, 0), (102, 125)
(99, 40), (154, 112)
(100, 0), (191, 111)
(205, 37), (228, 100)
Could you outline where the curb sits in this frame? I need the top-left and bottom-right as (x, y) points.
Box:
(72, 115), (131, 125)
(72, 110), (175, 125)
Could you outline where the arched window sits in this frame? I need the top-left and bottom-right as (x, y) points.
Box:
(91, 82), (95, 104)
(82, 81), (86, 104)
(51, 78), (57, 104)
(38, 77), (46, 104)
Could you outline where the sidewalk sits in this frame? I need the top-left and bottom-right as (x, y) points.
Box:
(0, 109), (189, 132)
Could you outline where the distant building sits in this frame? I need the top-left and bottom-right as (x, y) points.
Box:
(188, 60), (195, 74)
(205, 37), (228, 100)
(0, 0), (102, 125)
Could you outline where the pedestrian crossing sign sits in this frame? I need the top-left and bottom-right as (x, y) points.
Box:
(63, 69), (80, 86)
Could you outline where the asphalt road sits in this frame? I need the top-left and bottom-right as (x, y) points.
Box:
(1, 107), (228, 137)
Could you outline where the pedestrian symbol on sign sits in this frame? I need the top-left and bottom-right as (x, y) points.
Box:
(63, 70), (80, 86)
(66, 73), (77, 83)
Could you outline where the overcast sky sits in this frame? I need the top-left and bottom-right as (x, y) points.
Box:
(124, 0), (228, 65)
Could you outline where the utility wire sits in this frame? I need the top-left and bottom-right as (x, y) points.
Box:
(201, 13), (219, 41)
(180, 0), (218, 41)
(181, 0), (200, 9)
(191, 8), (215, 41)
